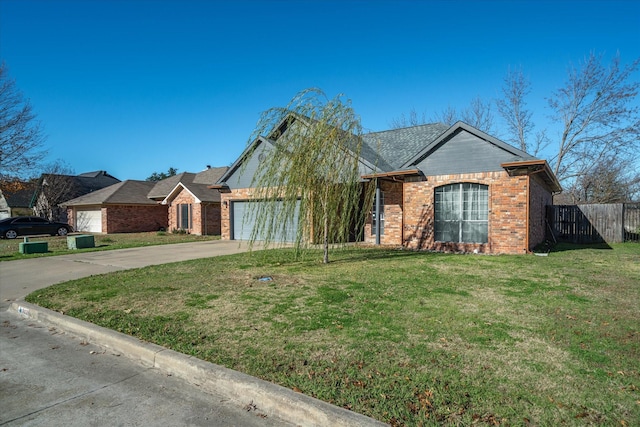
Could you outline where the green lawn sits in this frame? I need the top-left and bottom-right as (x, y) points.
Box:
(0, 232), (219, 261)
(26, 243), (640, 426)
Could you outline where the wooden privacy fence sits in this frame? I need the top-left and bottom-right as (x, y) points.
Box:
(547, 203), (640, 244)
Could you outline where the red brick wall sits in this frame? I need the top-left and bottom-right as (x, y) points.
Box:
(220, 188), (254, 240)
(371, 171), (534, 254)
(202, 202), (222, 235)
(222, 172), (552, 254)
(528, 176), (553, 250)
(363, 180), (403, 245)
(104, 205), (168, 233)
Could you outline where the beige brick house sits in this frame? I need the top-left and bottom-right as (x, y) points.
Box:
(214, 118), (561, 254)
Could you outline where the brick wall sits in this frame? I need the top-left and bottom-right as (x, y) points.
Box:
(528, 175), (553, 250)
(221, 171), (552, 254)
(166, 189), (221, 235)
(202, 202), (222, 235)
(363, 180), (403, 245)
(372, 171), (535, 254)
(220, 188), (254, 240)
(104, 205), (168, 233)
(168, 189), (195, 233)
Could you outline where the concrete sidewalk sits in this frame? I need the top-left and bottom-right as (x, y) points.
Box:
(0, 240), (384, 426)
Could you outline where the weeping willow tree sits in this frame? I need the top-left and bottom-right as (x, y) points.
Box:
(243, 88), (376, 263)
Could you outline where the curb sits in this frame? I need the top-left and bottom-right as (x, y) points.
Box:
(9, 301), (386, 427)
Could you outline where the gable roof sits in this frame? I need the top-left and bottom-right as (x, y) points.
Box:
(148, 167), (228, 199)
(61, 180), (159, 206)
(0, 181), (37, 208)
(31, 170), (121, 207)
(363, 123), (450, 170)
(161, 181), (222, 205)
(214, 136), (274, 186)
(401, 121), (535, 168)
(217, 116), (561, 192)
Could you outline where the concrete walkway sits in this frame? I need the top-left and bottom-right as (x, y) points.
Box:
(0, 240), (384, 426)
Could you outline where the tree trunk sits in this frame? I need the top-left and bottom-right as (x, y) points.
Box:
(323, 213), (329, 264)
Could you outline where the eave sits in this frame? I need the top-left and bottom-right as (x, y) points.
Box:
(361, 169), (423, 181)
(501, 160), (562, 193)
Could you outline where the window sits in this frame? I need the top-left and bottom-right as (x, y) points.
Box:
(177, 204), (192, 230)
(371, 192), (384, 235)
(434, 183), (488, 243)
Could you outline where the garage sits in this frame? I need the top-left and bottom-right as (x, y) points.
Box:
(76, 208), (102, 233)
(231, 200), (300, 242)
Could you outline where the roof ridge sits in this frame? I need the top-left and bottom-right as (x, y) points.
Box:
(366, 122), (447, 136)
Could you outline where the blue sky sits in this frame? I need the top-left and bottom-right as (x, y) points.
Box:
(1, 0), (638, 181)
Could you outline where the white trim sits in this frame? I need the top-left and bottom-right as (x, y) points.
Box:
(160, 182), (202, 205)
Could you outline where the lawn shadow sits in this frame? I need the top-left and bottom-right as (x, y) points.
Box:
(549, 242), (613, 252)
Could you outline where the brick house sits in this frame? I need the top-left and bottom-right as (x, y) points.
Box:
(149, 167), (227, 235)
(214, 118), (561, 254)
(63, 167), (227, 235)
(63, 180), (168, 233)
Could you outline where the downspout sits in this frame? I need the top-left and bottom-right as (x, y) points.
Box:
(375, 179), (381, 245)
(203, 203), (208, 236)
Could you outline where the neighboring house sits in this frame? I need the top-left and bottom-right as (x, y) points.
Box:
(148, 167), (228, 235)
(62, 167), (228, 235)
(0, 180), (36, 219)
(31, 171), (121, 222)
(214, 117), (561, 254)
(62, 180), (167, 233)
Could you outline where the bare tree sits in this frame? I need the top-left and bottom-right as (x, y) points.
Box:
(548, 52), (640, 186)
(431, 105), (459, 127)
(388, 108), (428, 129)
(562, 155), (640, 203)
(32, 161), (77, 221)
(496, 67), (548, 156)
(391, 97), (495, 134)
(0, 63), (46, 179)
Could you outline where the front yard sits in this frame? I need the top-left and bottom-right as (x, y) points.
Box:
(26, 243), (639, 426)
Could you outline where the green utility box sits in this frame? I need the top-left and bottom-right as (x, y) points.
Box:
(67, 234), (95, 249)
(19, 241), (48, 254)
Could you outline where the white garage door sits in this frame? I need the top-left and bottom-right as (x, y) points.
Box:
(76, 209), (102, 233)
(232, 200), (300, 242)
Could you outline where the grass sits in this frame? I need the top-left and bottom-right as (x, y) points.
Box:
(26, 243), (640, 426)
(0, 232), (219, 261)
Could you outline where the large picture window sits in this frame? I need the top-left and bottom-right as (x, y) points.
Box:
(434, 183), (488, 243)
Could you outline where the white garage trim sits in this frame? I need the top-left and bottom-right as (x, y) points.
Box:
(76, 208), (102, 233)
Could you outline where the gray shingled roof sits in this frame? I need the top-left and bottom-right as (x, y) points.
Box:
(62, 180), (159, 206)
(148, 173), (194, 199)
(148, 167), (228, 199)
(168, 182), (222, 203)
(1, 182), (37, 208)
(362, 123), (450, 170)
(193, 166), (228, 184)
